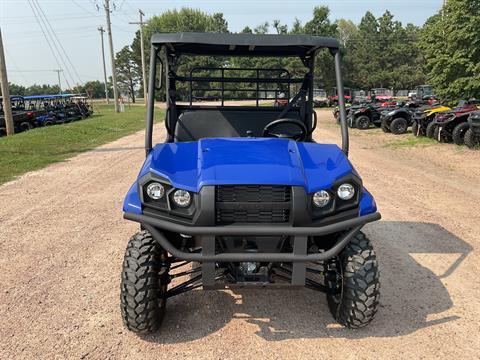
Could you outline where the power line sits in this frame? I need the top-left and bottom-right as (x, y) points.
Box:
(129, 9), (148, 103)
(30, 0), (76, 87)
(27, 0), (72, 89)
(1, 14), (103, 24)
(70, 0), (98, 16)
(32, 0), (83, 85)
(4, 49), (28, 83)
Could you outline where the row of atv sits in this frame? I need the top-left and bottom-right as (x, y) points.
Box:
(337, 97), (480, 148)
(411, 100), (480, 148)
(335, 98), (430, 133)
(0, 94), (93, 137)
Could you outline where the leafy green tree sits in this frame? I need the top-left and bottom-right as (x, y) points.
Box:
(420, 0), (480, 100)
(71, 80), (111, 98)
(303, 6), (339, 90)
(115, 46), (141, 103)
(7, 83), (26, 96)
(135, 8), (229, 100)
(344, 11), (426, 91)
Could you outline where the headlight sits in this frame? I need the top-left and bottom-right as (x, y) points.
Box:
(146, 182), (165, 200)
(337, 183), (355, 200)
(313, 190), (331, 207)
(173, 189), (191, 207)
(387, 111), (396, 116)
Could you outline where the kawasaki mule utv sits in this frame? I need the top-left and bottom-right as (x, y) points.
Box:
(121, 33), (381, 334)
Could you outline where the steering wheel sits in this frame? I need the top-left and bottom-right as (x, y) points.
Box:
(262, 118), (308, 141)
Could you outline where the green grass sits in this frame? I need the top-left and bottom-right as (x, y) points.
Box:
(384, 133), (437, 148)
(0, 104), (164, 185)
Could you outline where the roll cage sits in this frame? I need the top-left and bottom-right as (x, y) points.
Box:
(145, 32), (349, 156)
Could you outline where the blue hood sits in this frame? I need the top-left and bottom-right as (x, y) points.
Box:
(137, 138), (355, 193)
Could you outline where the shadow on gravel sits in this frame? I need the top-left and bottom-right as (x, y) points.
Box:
(141, 221), (471, 343)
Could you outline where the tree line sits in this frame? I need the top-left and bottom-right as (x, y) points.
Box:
(6, 0), (479, 102)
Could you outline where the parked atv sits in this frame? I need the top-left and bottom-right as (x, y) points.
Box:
(333, 102), (352, 121)
(328, 87), (352, 106)
(465, 111), (480, 149)
(120, 33), (381, 334)
(432, 99), (480, 144)
(380, 102), (422, 134)
(369, 88), (393, 102)
(411, 103), (452, 137)
(348, 102), (398, 130)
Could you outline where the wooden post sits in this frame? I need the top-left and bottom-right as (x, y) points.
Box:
(0, 27), (14, 136)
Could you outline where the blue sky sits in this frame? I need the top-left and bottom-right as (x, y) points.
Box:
(1, 0), (443, 87)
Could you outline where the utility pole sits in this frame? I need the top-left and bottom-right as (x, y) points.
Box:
(103, 0), (119, 112)
(0, 27), (14, 136)
(129, 9), (148, 104)
(98, 26), (109, 104)
(53, 69), (63, 94)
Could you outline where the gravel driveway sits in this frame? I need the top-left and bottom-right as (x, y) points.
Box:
(1, 110), (479, 359)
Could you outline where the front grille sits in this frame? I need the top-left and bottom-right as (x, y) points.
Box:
(215, 185), (291, 224)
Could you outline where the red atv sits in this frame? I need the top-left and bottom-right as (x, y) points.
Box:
(328, 87), (351, 106)
(431, 99), (480, 144)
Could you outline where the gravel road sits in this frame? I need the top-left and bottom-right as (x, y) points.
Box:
(1, 110), (479, 359)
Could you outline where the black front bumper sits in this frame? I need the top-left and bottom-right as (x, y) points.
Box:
(124, 211), (381, 262)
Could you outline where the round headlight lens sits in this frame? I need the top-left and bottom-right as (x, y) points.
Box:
(173, 189), (191, 207)
(313, 190), (331, 207)
(337, 183), (355, 200)
(146, 182), (165, 200)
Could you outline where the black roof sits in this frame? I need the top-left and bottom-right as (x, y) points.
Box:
(151, 32), (340, 56)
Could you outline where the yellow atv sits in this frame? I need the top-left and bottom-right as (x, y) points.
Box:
(411, 104), (452, 137)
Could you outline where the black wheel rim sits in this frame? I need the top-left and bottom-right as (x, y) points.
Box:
(395, 121), (406, 133)
(359, 118), (369, 128)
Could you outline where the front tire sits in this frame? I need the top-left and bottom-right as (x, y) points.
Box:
(426, 122), (436, 138)
(355, 115), (371, 130)
(120, 230), (168, 334)
(390, 117), (408, 134)
(327, 232), (380, 328)
(434, 126), (451, 143)
(465, 129), (480, 149)
(380, 119), (390, 133)
(412, 121), (420, 136)
(19, 121), (32, 132)
(452, 122), (469, 145)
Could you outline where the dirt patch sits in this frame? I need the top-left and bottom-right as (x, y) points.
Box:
(0, 110), (479, 359)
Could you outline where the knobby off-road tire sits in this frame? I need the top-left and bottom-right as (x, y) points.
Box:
(380, 119), (390, 133)
(355, 115), (371, 130)
(19, 122), (32, 132)
(434, 126), (452, 143)
(426, 122), (436, 138)
(411, 121), (421, 137)
(464, 129), (480, 149)
(390, 117), (408, 135)
(327, 232), (380, 328)
(120, 230), (168, 334)
(452, 122), (469, 145)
